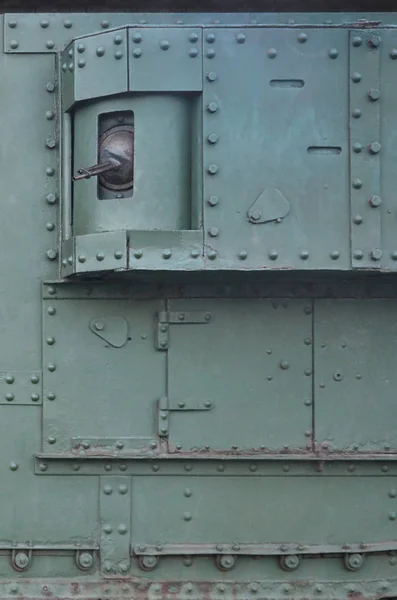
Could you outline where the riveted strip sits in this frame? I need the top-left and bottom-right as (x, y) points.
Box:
(74, 232), (128, 273)
(0, 577), (395, 600)
(350, 29), (382, 268)
(0, 371), (42, 405)
(35, 454), (397, 476)
(100, 476), (131, 576)
(132, 540), (397, 556)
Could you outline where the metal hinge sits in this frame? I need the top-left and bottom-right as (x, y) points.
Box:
(155, 310), (212, 350)
(157, 395), (214, 437)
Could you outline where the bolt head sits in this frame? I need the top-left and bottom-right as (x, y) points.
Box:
(368, 88), (381, 101)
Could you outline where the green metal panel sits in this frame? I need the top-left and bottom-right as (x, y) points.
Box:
(42, 298), (165, 452)
(165, 299), (312, 451)
(131, 475), (396, 545)
(314, 299), (397, 451)
(202, 28), (350, 270)
(128, 27), (202, 92)
(349, 30), (382, 268)
(61, 29), (128, 110)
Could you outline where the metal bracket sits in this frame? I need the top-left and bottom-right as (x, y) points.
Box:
(89, 317), (128, 348)
(155, 310), (212, 350)
(100, 476), (131, 577)
(157, 395), (214, 437)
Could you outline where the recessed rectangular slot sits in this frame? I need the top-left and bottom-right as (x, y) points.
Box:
(307, 146), (342, 155)
(270, 79), (304, 88)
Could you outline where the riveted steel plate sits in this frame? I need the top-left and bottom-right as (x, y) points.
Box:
(128, 27), (202, 92)
(100, 476), (131, 576)
(379, 30), (397, 269)
(349, 30), (381, 269)
(131, 475), (396, 546)
(166, 299), (313, 452)
(62, 29), (128, 111)
(203, 28), (350, 270)
(0, 371), (42, 405)
(42, 299), (165, 452)
(314, 299), (397, 451)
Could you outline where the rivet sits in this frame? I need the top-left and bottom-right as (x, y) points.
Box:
(96, 252), (105, 261)
(353, 142), (362, 153)
(39, 463), (47, 472)
(269, 251), (278, 260)
(48, 436), (56, 444)
(236, 33), (246, 43)
(238, 250), (248, 260)
(368, 34), (381, 48)
(10, 40), (18, 49)
(132, 33), (142, 43)
(77, 43), (85, 54)
(162, 249), (172, 259)
(47, 286), (56, 295)
(64, 20), (73, 28)
(352, 178), (362, 189)
(297, 32), (308, 43)
(207, 102), (218, 113)
(5, 393), (14, 401)
(184, 488), (192, 497)
(369, 142), (381, 154)
(114, 51), (123, 60)
(184, 464), (192, 471)
(77, 255), (86, 264)
(114, 250), (123, 260)
(368, 88), (380, 101)
(40, 19), (49, 28)
(389, 511), (397, 520)
(267, 48), (277, 58)
(208, 196), (219, 206)
(118, 524), (127, 534)
(208, 164), (218, 175)
(351, 72), (362, 83)
(300, 250), (309, 260)
(189, 32), (199, 42)
(208, 227), (219, 237)
(160, 40), (170, 50)
(46, 249), (57, 261)
(207, 133), (218, 144)
(250, 464), (257, 472)
(389, 489), (397, 498)
(352, 108), (361, 118)
(47, 392), (56, 400)
(46, 82), (55, 93)
(330, 250), (340, 260)
(189, 48), (198, 57)
(133, 48), (142, 58)
(328, 48), (338, 58)
(206, 49), (216, 58)
(46, 336), (55, 345)
(100, 19), (109, 28)
(351, 35), (362, 47)
(353, 214), (363, 225)
(206, 33), (216, 43)
(370, 248), (383, 261)
(46, 40), (55, 50)
(9, 462), (18, 471)
(68, 48), (73, 58)
(5, 374), (14, 384)
(8, 20), (17, 28)
(96, 46), (105, 57)
(207, 250), (217, 260)
(369, 195), (382, 207)
(103, 484), (113, 495)
(46, 222), (56, 232)
(207, 70), (217, 81)
(46, 166), (55, 176)
(134, 249), (143, 259)
(46, 137), (56, 149)
(280, 360), (289, 370)
(114, 34), (123, 45)
(190, 249), (200, 258)
(391, 251), (397, 261)
(183, 512), (192, 521)
(47, 363), (56, 372)
(103, 524), (112, 534)
(390, 49), (397, 59)
(381, 465), (389, 472)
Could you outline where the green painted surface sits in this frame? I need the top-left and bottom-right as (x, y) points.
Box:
(2, 10), (397, 599)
